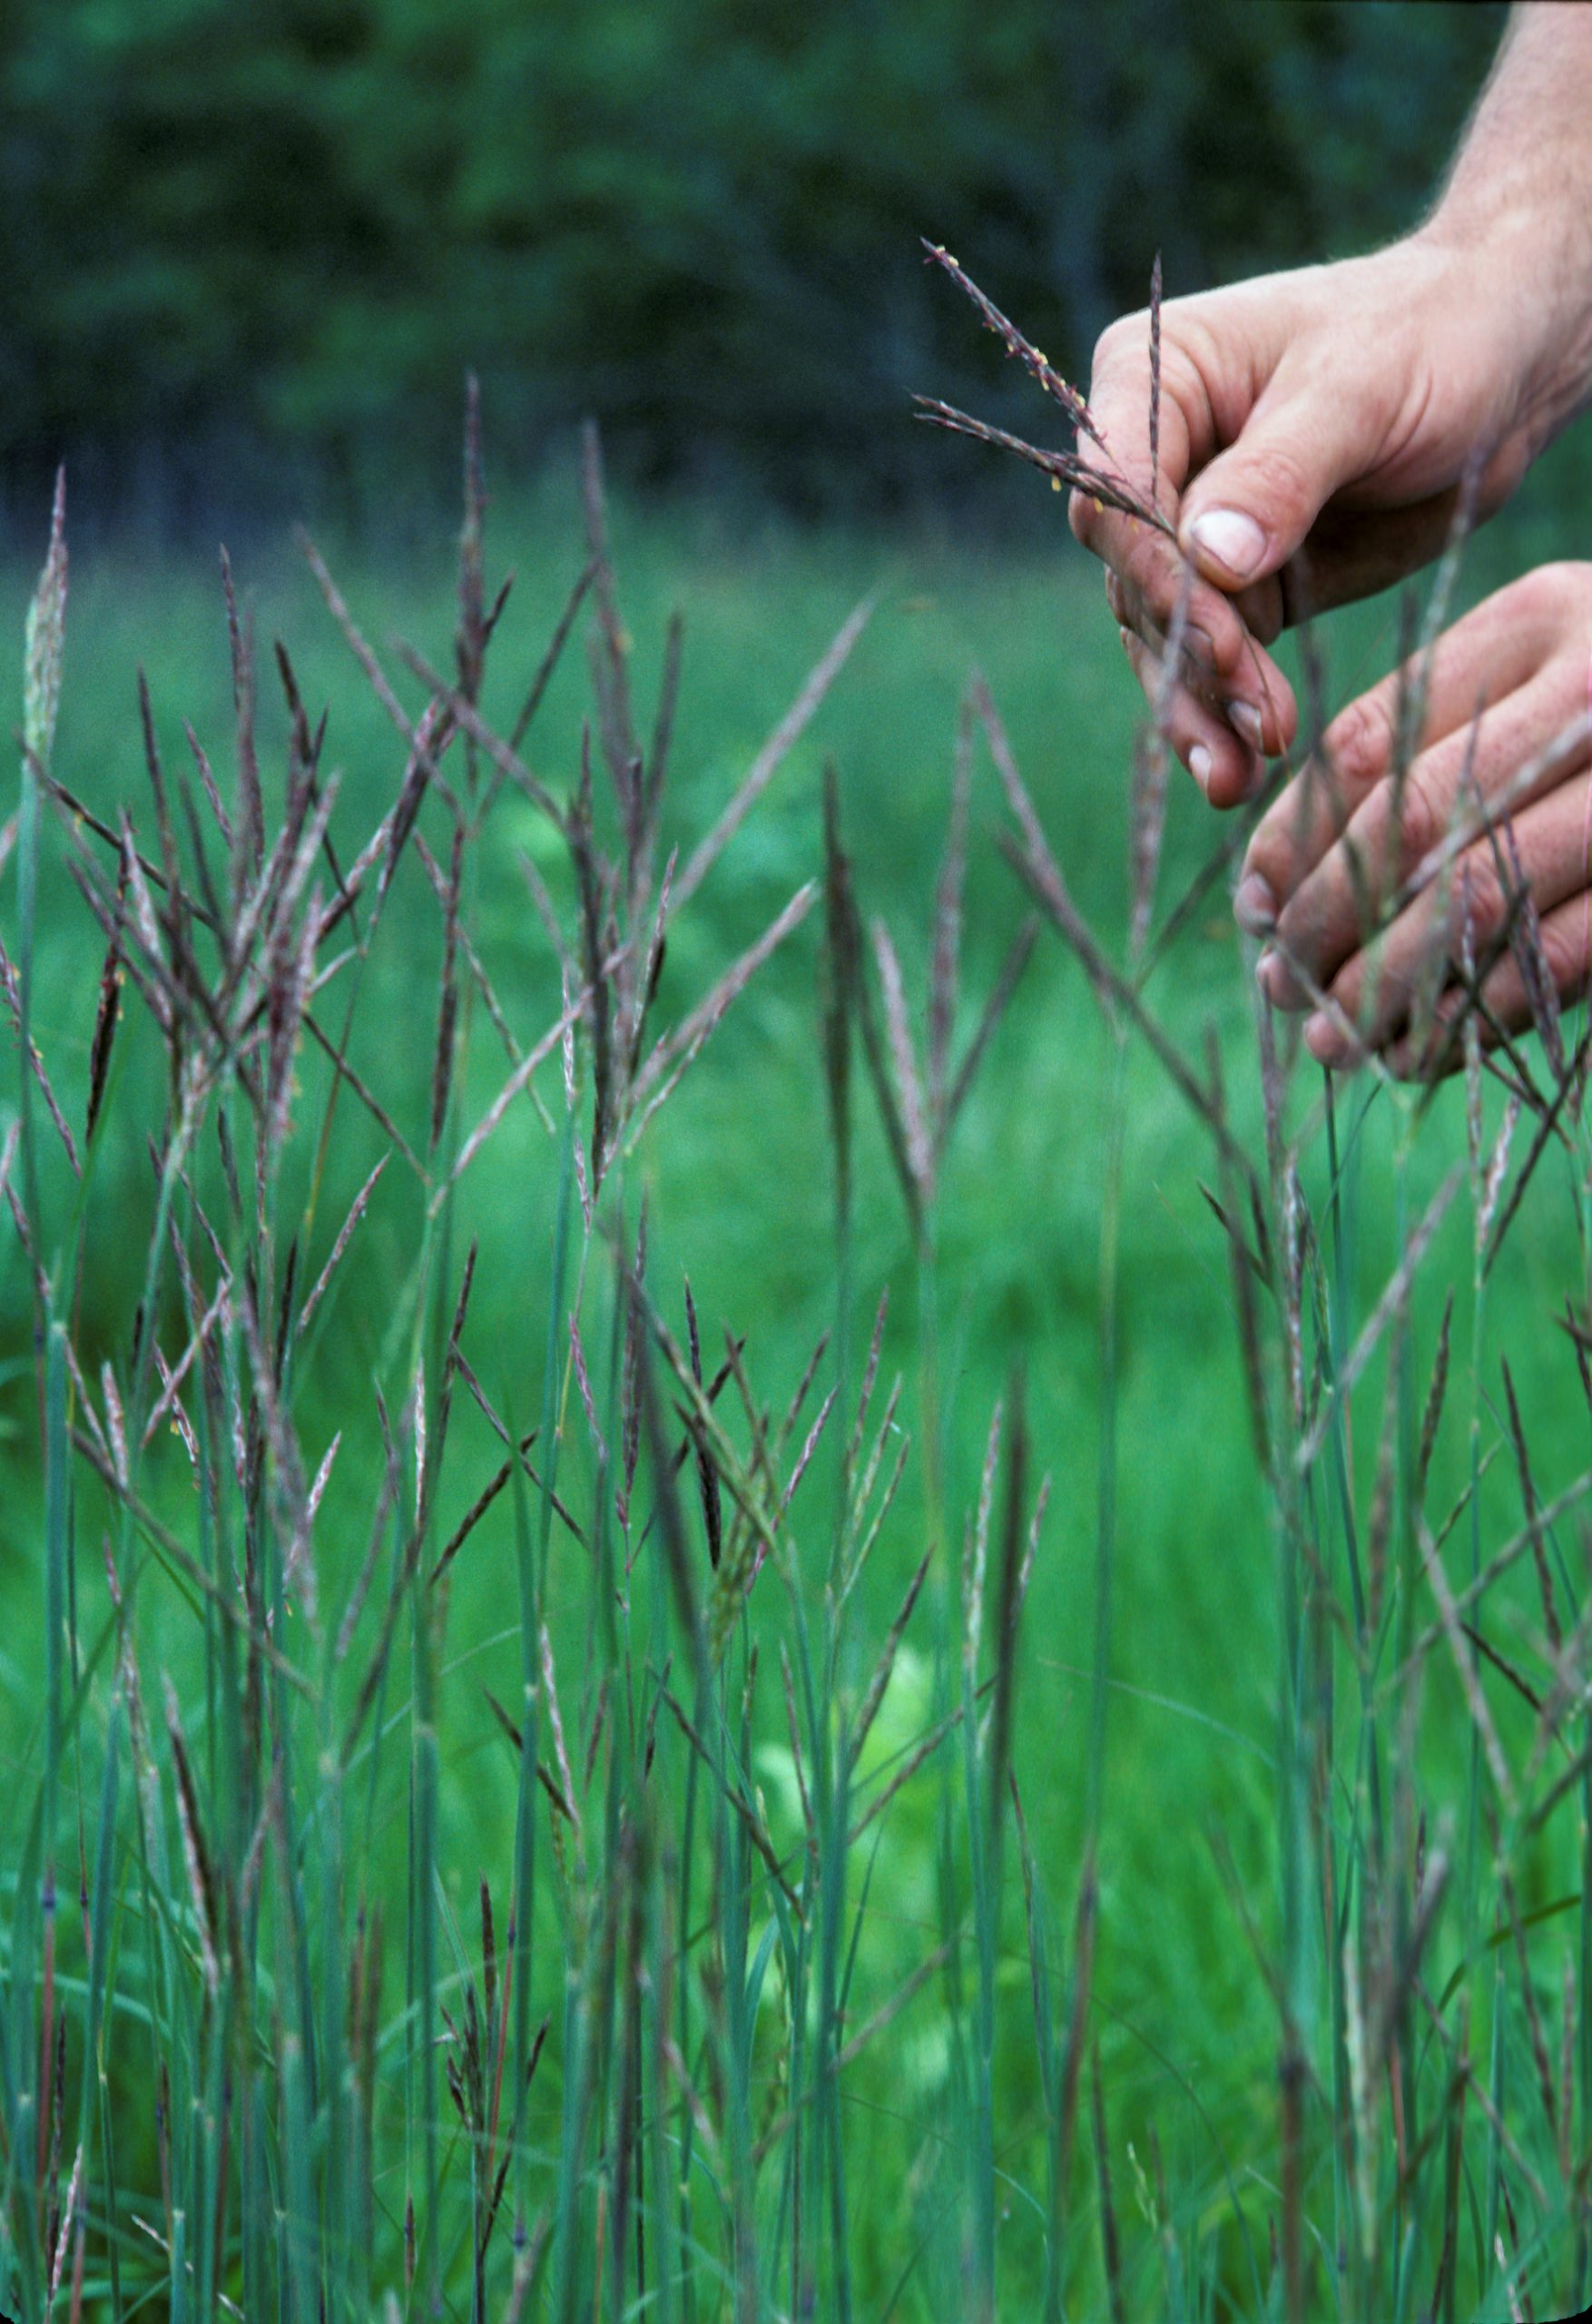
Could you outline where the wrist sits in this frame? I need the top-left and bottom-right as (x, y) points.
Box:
(1410, 206), (1592, 477)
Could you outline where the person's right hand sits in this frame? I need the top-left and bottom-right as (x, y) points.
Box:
(1074, 227), (1575, 809)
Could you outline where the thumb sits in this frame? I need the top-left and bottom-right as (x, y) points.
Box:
(1178, 360), (1382, 592)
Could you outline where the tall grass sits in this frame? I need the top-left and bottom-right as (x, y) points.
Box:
(1, 389), (1591, 2324)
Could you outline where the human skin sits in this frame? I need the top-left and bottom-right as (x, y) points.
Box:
(1241, 562), (1592, 1074)
(1069, 1), (1592, 1065)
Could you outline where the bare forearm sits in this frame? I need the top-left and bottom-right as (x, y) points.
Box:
(1421, 2), (1592, 450)
(1432, 4), (1592, 233)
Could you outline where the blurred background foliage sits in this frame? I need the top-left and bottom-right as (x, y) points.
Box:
(0, 0), (1507, 532)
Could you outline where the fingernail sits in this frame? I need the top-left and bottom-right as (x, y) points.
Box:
(1304, 1010), (1351, 1068)
(1118, 625), (1134, 654)
(1188, 743), (1214, 795)
(1256, 945), (1284, 1005)
(1233, 872), (1276, 935)
(1186, 507), (1266, 583)
(1226, 699), (1264, 751)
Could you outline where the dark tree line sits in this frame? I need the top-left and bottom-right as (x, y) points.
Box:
(0, 0), (1505, 517)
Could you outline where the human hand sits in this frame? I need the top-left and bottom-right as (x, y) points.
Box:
(1076, 230), (1572, 810)
(1234, 562), (1592, 1078)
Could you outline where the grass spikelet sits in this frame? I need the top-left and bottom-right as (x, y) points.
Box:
(298, 1153), (388, 1335)
(430, 970), (596, 1213)
(928, 697), (971, 1133)
(162, 1676), (222, 1994)
(1483, 1024), (1592, 1275)
(683, 1277), (722, 1570)
(0, 935), (81, 1176)
(1418, 1287), (1456, 1506)
(1129, 552), (1193, 965)
(921, 241), (1106, 443)
(1366, 1306), (1405, 1641)
(1147, 251), (1163, 507)
(781, 1382), (837, 1514)
(1417, 1513), (1518, 1814)
(1500, 1354), (1560, 1648)
(84, 855), (128, 1142)
(624, 881), (816, 1148)
(673, 595), (873, 911)
(964, 1396), (1003, 1677)
(850, 1541), (933, 1771)
(395, 639), (563, 834)
(24, 467), (67, 775)
(567, 1311), (607, 1472)
(941, 914), (1037, 1141)
(429, 818), (464, 1154)
(457, 371), (489, 714)
(506, 560), (595, 762)
(634, 1280), (706, 1684)
(617, 1196), (647, 1535)
(871, 918), (933, 1207)
(1295, 1166), (1464, 1472)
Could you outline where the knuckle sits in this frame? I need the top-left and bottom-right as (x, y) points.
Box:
(1452, 853), (1507, 946)
(1090, 315), (1137, 379)
(1512, 559), (1586, 623)
(1326, 953), (1368, 1028)
(1540, 910), (1590, 999)
(1195, 594), (1253, 679)
(1246, 824), (1300, 910)
(1242, 439), (1317, 529)
(1272, 890), (1313, 980)
(1509, 563), (1560, 619)
(1323, 695), (1392, 795)
(1247, 779), (1322, 902)
(1392, 763), (1442, 870)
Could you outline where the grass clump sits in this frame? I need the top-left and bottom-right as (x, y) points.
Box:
(1, 365), (1592, 2324)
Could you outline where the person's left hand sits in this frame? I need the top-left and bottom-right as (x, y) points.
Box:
(1233, 561), (1592, 1078)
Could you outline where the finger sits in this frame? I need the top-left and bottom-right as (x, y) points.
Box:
(1239, 593), (1571, 934)
(1071, 318), (1299, 754)
(1118, 625), (1262, 805)
(1259, 673), (1590, 1012)
(1106, 566), (1293, 779)
(1388, 887), (1592, 1081)
(1077, 497), (1294, 747)
(1302, 772), (1592, 1067)
(1232, 573), (1287, 646)
(1107, 571), (1234, 712)
(1273, 490), (1467, 624)
(1179, 339), (1404, 595)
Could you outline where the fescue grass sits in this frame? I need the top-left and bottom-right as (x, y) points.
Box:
(3, 394), (1592, 2323)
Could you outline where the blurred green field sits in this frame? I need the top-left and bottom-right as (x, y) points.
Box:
(4, 426), (1592, 2315)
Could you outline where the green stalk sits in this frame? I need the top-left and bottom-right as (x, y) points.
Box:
(1087, 1029), (1127, 1849)
(507, 1107), (575, 2261)
(960, 1631), (995, 2321)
